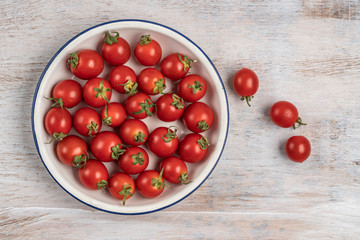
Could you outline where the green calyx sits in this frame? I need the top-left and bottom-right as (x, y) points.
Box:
(197, 121), (209, 131)
(119, 79), (138, 96)
(87, 121), (99, 137)
(293, 117), (307, 129)
(94, 79), (110, 103)
(162, 126), (178, 143)
(119, 184), (133, 206)
(45, 97), (64, 109)
(153, 79), (166, 94)
(131, 152), (144, 165)
(104, 31), (119, 45)
(139, 35), (152, 45)
(197, 136), (210, 150)
(151, 168), (167, 190)
(133, 99), (154, 117)
(177, 53), (195, 72)
(68, 52), (79, 69)
(241, 96), (254, 107)
(171, 94), (184, 110)
(179, 172), (191, 185)
(72, 152), (89, 168)
(102, 104), (112, 126)
(111, 144), (126, 160)
(97, 180), (108, 192)
(188, 80), (203, 95)
(134, 132), (146, 143)
(48, 132), (67, 143)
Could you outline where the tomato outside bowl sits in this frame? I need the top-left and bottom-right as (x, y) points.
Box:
(31, 19), (229, 215)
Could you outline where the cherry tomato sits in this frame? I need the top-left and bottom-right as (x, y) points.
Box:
(109, 65), (137, 95)
(286, 136), (311, 163)
(44, 107), (72, 141)
(233, 68), (259, 107)
(118, 147), (149, 175)
(90, 131), (124, 162)
(178, 133), (210, 163)
(83, 77), (112, 108)
(155, 93), (185, 122)
(160, 157), (189, 184)
(68, 49), (104, 80)
(183, 102), (214, 133)
(134, 35), (162, 66)
(136, 170), (165, 198)
(147, 126), (179, 158)
(49, 79), (82, 108)
(160, 53), (195, 80)
(177, 74), (207, 102)
(137, 68), (166, 95)
(101, 31), (130, 66)
(125, 92), (155, 119)
(100, 102), (127, 127)
(118, 119), (149, 146)
(78, 159), (109, 191)
(56, 135), (88, 167)
(108, 172), (135, 205)
(270, 101), (306, 129)
(73, 107), (102, 137)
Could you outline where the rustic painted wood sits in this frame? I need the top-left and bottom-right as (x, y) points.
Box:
(1, 0), (360, 239)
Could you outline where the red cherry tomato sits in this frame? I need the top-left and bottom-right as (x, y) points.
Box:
(134, 35), (162, 66)
(101, 31), (131, 66)
(177, 74), (207, 102)
(108, 172), (135, 205)
(178, 133), (210, 163)
(83, 77), (112, 108)
(50, 79), (82, 108)
(155, 93), (185, 122)
(137, 68), (166, 95)
(233, 68), (259, 107)
(286, 136), (311, 163)
(136, 170), (165, 198)
(44, 107), (72, 141)
(270, 101), (306, 129)
(160, 157), (189, 184)
(73, 107), (102, 137)
(56, 135), (88, 167)
(109, 65), (137, 95)
(147, 126), (179, 158)
(183, 102), (214, 133)
(118, 147), (149, 175)
(160, 53), (195, 80)
(78, 159), (109, 191)
(125, 92), (155, 119)
(118, 119), (149, 146)
(68, 49), (104, 80)
(100, 102), (127, 127)
(90, 131), (123, 162)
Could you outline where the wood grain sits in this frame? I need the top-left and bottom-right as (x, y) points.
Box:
(1, 0), (360, 239)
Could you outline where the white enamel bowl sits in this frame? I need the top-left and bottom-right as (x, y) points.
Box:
(32, 19), (229, 215)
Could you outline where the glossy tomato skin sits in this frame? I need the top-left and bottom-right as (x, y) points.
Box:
(56, 135), (88, 166)
(119, 119), (149, 146)
(90, 131), (123, 162)
(177, 74), (207, 102)
(160, 53), (194, 80)
(101, 32), (131, 66)
(52, 79), (82, 108)
(155, 93), (185, 122)
(44, 107), (72, 138)
(125, 92), (154, 119)
(134, 35), (162, 66)
(270, 101), (299, 128)
(178, 133), (209, 163)
(286, 136), (311, 163)
(78, 159), (109, 190)
(118, 147), (149, 175)
(68, 49), (104, 80)
(183, 102), (214, 133)
(137, 68), (166, 95)
(147, 127), (179, 158)
(100, 102), (127, 127)
(108, 172), (135, 205)
(83, 77), (112, 108)
(109, 65), (137, 94)
(160, 157), (189, 184)
(136, 170), (165, 198)
(233, 68), (259, 97)
(73, 107), (102, 137)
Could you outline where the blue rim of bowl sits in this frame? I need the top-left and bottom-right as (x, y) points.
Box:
(31, 19), (229, 215)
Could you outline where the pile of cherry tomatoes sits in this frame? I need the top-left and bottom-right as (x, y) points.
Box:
(44, 32), (214, 205)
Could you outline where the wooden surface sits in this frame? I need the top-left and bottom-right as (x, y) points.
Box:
(1, 0), (360, 239)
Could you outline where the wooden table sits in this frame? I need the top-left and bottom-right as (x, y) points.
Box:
(1, 0), (359, 239)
